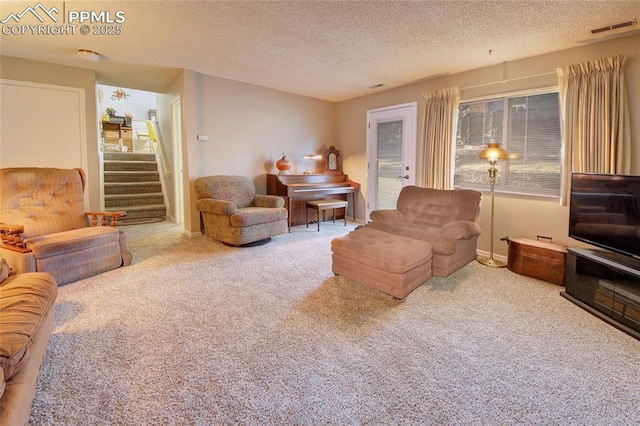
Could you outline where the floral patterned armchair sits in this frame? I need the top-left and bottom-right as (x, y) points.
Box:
(194, 175), (287, 246)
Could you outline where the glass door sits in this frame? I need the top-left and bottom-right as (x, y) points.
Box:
(366, 102), (417, 219)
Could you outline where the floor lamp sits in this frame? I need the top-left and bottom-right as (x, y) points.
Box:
(477, 142), (509, 268)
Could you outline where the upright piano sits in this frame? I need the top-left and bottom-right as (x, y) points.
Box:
(267, 173), (359, 230)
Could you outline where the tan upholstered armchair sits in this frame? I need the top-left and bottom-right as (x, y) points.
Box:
(0, 167), (132, 285)
(194, 175), (288, 246)
(367, 186), (482, 277)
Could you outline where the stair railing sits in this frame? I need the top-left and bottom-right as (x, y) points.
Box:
(149, 121), (171, 175)
(147, 120), (170, 217)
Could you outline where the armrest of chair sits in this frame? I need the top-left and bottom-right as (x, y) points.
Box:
(369, 209), (405, 223)
(0, 223), (30, 253)
(254, 194), (285, 208)
(196, 199), (237, 216)
(85, 211), (127, 227)
(441, 220), (482, 240)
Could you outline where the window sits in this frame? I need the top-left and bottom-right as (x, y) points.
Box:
(454, 90), (562, 197)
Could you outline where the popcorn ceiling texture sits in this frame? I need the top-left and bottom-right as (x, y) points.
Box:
(2, 1), (639, 101)
(30, 221), (640, 424)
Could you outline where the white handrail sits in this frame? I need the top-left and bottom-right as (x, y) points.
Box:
(132, 119), (171, 175)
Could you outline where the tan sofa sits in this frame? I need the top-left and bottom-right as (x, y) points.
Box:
(0, 168), (132, 285)
(0, 258), (57, 425)
(367, 186), (482, 277)
(194, 175), (288, 246)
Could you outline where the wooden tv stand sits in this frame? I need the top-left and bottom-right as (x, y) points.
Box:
(562, 247), (640, 340)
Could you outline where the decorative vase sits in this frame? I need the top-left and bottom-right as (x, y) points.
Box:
(276, 154), (292, 174)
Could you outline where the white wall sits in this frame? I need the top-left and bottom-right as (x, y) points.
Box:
(98, 84), (156, 121)
(192, 74), (336, 193)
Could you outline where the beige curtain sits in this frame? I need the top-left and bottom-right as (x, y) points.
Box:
(422, 87), (460, 189)
(557, 55), (631, 205)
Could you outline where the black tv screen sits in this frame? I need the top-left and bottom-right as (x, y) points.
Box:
(569, 173), (640, 260)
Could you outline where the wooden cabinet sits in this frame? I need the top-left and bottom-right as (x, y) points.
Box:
(102, 121), (133, 152)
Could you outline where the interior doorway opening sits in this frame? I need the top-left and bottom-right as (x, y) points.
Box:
(96, 84), (183, 225)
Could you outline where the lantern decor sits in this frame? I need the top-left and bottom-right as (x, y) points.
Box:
(111, 88), (130, 101)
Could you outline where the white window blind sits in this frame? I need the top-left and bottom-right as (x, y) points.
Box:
(454, 91), (562, 197)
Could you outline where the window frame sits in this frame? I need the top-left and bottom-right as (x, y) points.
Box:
(453, 86), (563, 199)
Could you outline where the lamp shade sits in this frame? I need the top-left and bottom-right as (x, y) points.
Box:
(303, 154), (322, 160)
(479, 142), (509, 161)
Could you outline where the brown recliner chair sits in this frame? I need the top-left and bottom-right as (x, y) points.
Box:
(194, 175), (288, 246)
(0, 257), (57, 425)
(367, 186), (482, 277)
(0, 167), (132, 285)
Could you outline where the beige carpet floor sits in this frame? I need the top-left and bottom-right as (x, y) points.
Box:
(29, 221), (640, 425)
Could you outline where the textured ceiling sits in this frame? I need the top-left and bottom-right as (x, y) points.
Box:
(1, 1), (639, 101)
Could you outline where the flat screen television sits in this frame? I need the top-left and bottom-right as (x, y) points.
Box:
(569, 173), (640, 260)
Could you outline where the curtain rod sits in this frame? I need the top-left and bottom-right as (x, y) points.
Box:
(460, 71), (557, 91)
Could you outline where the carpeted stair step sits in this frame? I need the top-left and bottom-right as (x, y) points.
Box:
(102, 151), (167, 225)
(105, 193), (165, 208)
(107, 204), (166, 220)
(103, 171), (161, 183)
(104, 160), (158, 172)
(104, 152), (155, 162)
(104, 182), (162, 195)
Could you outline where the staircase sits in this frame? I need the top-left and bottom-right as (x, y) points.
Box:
(103, 152), (166, 225)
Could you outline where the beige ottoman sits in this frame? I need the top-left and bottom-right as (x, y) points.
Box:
(331, 227), (433, 299)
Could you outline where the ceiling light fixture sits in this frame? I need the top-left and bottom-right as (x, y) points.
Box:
(77, 49), (101, 62)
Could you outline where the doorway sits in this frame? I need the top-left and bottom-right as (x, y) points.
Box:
(366, 102), (417, 220)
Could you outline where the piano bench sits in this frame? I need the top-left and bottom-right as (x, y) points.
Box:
(306, 199), (348, 231)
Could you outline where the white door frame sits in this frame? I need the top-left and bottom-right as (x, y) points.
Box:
(366, 102), (417, 220)
(171, 96), (184, 224)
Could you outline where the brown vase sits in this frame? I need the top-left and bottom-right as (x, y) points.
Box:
(276, 154), (291, 173)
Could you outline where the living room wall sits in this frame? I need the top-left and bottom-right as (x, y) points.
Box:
(336, 33), (640, 259)
(181, 73), (336, 234)
(191, 74), (336, 189)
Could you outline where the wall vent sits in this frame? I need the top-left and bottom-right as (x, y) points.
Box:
(590, 18), (637, 35)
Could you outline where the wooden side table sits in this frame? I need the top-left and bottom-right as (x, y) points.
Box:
(306, 199), (348, 231)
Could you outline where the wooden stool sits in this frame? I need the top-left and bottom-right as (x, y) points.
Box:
(306, 199), (348, 231)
